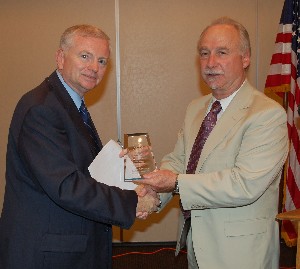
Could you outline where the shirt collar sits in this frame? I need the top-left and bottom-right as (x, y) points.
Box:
(211, 79), (246, 112)
(56, 70), (83, 110)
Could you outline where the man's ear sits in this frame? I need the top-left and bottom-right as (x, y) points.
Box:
(56, 49), (64, 70)
(242, 51), (250, 69)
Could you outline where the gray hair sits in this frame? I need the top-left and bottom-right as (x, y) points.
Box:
(59, 24), (110, 50)
(199, 17), (251, 56)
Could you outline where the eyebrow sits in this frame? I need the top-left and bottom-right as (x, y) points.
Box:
(216, 46), (229, 51)
(198, 46), (230, 52)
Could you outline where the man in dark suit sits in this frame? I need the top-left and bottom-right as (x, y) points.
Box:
(0, 24), (158, 269)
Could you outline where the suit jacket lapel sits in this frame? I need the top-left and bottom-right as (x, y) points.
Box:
(46, 71), (100, 157)
(196, 81), (253, 171)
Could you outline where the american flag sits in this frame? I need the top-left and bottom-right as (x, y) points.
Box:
(265, 0), (300, 246)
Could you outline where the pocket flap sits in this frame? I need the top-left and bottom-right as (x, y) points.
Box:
(224, 218), (267, 237)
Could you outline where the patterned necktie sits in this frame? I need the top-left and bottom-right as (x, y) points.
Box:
(186, 100), (222, 174)
(182, 100), (222, 219)
(79, 101), (102, 153)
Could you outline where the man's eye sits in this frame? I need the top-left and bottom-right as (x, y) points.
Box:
(99, 58), (108, 66)
(199, 51), (209, 58)
(218, 51), (227, 55)
(81, 54), (89, 59)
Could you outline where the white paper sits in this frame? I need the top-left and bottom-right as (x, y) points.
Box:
(88, 139), (137, 190)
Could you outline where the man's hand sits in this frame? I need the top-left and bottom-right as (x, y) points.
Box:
(122, 150), (161, 219)
(135, 184), (157, 198)
(139, 170), (177, 193)
(134, 184), (160, 219)
(119, 148), (128, 158)
(135, 193), (160, 220)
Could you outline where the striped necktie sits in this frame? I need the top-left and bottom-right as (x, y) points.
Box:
(79, 101), (102, 153)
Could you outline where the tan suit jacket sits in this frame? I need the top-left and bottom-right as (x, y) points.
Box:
(159, 80), (289, 269)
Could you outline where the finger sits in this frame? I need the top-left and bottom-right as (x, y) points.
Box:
(119, 148), (128, 157)
(150, 206), (157, 212)
(137, 179), (150, 185)
(141, 214), (148, 220)
(141, 173), (154, 179)
(136, 211), (147, 218)
(137, 186), (147, 197)
(136, 211), (148, 219)
(135, 184), (143, 193)
(144, 185), (157, 197)
(136, 211), (144, 218)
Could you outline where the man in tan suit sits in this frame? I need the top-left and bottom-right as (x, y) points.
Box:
(139, 17), (289, 269)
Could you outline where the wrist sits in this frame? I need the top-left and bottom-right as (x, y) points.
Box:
(173, 174), (179, 194)
(157, 194), (162, 208)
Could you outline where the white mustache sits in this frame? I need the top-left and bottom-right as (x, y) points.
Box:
(203, 70), (224, 75)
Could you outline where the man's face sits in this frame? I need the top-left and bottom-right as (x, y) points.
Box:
(198, 25), (250, 99)
(56, 35), (110, 97)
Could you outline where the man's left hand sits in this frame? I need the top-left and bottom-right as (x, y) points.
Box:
(139, 170), (177, 193)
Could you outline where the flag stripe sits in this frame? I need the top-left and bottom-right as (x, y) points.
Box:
(265, 74), (291, 87)
(273, 42), (292, 54)
(270, 54), (292, 65)
(276, 32), (293, 43)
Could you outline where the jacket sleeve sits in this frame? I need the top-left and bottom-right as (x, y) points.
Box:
(18, 104), (137, 229)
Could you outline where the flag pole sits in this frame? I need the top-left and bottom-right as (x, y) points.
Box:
(278, 92), (289, 215)
(115, 0), (124, 243)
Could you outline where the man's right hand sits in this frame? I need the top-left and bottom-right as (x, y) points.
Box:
(135, 184), (160, 219)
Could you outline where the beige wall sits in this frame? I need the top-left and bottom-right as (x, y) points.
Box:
(0, 0), (284, 242)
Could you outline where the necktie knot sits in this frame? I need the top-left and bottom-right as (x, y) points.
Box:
(211, 100), (222, 115)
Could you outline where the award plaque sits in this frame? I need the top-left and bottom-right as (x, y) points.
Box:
(124, 133), (156, 181)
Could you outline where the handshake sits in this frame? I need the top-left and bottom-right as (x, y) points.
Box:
(120, 147), (160, 220)
(134, 184), (160, 220)
(120, 146), (178, 220)
(133, 168), (178, 220)
(133, 168), (180, 219)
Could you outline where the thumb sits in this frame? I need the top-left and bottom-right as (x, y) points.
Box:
(141, 172), (153, 179)
(135, 184), (147, 197)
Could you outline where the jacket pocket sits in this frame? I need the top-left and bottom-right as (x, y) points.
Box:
(224, 218), (267, 237)
(41, 234), (87, 252)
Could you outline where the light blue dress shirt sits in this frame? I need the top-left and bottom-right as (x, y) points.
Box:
(56, 70), (83, 110)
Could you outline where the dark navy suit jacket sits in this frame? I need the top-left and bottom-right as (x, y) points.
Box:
(0, 71), (137, 269)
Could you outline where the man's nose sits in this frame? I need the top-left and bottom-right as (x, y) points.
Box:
(88, 60), (99, 72)
(206, 54), (217, 67)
